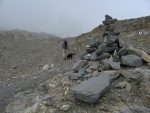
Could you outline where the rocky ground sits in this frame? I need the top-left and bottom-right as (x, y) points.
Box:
(0, 15), (150, 113)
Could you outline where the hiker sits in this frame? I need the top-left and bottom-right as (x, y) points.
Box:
(62, 40), (68, 60)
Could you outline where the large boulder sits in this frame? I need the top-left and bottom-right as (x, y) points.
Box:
(72, 60), (87, 72)
(128, 47), (150, 63)
(121, 55), (143, 67)
(72, 72), (113, 103)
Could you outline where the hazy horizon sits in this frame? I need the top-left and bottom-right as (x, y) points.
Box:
(0, 0), (150, 37)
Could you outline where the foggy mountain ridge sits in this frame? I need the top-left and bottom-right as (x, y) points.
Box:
(0, 0), (150, 37)
(0, 29), (62, 39)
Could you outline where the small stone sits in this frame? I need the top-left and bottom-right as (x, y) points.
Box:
(51, 64), (55, 68)
(84, 74), (92, 79)
(116, 81), (128, 88)
(85, 68), (92, 73)
(43, 64), (50, 71)
(109, 61), (121, 70)
(97, 53), (111, 60)
(90, 41), (102, 48)
(103, 46), (119, 53)
(120, 70), (137, 79)
(132, 105), (150, 113)
(118, 48), (129, 56)
(92, 70), (99, 77)
(86, 47), (96, 53)
(104, 35), (119, 45)
(112, 70), (121, 79)
(90, 53), (98, 61)
(95, 48), (103, 56)
(43, 100), (53, 106)
(38, 84), (48, 92)
(101, 59), (110, 65)
(126, 83), (132, 92)
(42, 95), (52, 101)
(69, 73), (82, 80)
(78, 68), (86, 75)
(99, 63), (111, 71)
(60, 104), (70, 111)
(89, 63), (99, 70)
(81, 54), (91, 60)
(72, 60), (87, 72)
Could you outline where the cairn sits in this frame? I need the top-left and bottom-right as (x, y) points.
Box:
(71, 15), (150, 104)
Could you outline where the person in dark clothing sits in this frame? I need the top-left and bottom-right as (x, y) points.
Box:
(62, 40), (68, 60)
(62, 40), (68, 49)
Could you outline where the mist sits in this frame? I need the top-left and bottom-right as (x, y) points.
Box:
(0, 0), (150, 37)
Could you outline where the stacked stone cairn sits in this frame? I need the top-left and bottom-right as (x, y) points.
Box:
(71, 15), (150, 104)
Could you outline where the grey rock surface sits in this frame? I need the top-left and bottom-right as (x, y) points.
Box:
(104, 35), (119, 45)
(109, 61), (121, 70)
(118, 48), (129, 56)
(70, 73), (82, 80)
(72, 60), (87, 72)
(97, 53), (111, 60)
(121, 55), (143, 67)
(78, 68), (86, 75)
(86, 47), (96, 53)
(72, 73), (113, 103)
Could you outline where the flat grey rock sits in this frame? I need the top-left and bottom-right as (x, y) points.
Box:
(97, 53), (111, 60)
(121, 55), (143, 67)
(70, 73), (82, 80)
(72, 73), (113, 103)
(109, 61), (121, 70)
(72, 60), (87, 72)
(104, 35), (119, 45)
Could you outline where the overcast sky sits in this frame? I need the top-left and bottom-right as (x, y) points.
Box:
(0, 0), (150, 37)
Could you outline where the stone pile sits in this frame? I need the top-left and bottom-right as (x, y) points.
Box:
(103, 15), (117, 25)
(71, 15), (150, 104)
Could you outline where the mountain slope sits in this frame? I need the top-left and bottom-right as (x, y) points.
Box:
(0, 30), (63, 80)
(73, 15), (150, 54)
